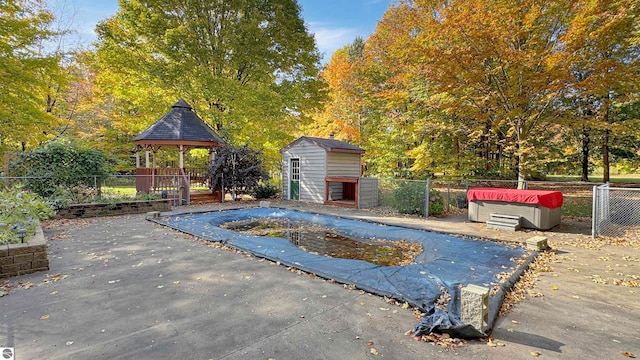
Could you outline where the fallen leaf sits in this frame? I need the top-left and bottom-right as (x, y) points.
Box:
(572, 295), (581, 299)
(487, 339), (497, 347)
(173, 281), (180, 285)
(370, 348), (378, 355)
(157, 285), (164, 289)
(531, 351), (541, 357)
(622, 352), (637, 358)
(66, 341), (74, 346)
(551, 285), (558, 290)
(367, 340), (374, 346)
(40, 314), (50, 320)
(50, 291), (58, 295)
(321, 295), (327, 298)
(511, 320), (520, 324)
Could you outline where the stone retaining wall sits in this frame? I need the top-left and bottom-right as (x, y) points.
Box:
(0, 224), (48, 279)
(55, 199), (171, 219)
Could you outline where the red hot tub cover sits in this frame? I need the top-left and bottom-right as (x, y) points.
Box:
(467, 188), (563, 209)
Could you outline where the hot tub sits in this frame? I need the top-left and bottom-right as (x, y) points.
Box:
(467, 188), (563, 230)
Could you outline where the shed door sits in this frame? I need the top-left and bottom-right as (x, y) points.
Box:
(290, 158), (300, 200)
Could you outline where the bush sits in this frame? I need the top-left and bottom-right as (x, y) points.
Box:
(252, 182), (279, 199)
(0, 186), (54, 244)
(391, 181), (445, 216)
(9, 140), (112, 200)
(393, 181), (426, 215)
(207, 143), (269, 199)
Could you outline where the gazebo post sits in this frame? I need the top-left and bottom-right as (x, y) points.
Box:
(145, 149), (150, 168)
(179, 144), (184, 169)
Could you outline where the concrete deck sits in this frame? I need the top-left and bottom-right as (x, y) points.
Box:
(1, 201), (638, 359)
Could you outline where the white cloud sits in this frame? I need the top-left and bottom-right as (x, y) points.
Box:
(307, 22), (359, 62)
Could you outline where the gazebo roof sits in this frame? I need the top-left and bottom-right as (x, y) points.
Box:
(133, 99), (224, 148)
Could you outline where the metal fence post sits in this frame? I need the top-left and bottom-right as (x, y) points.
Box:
(447, 180), (451, 212)
(591, 185), (597, 238)
(425, 178), (430, 218)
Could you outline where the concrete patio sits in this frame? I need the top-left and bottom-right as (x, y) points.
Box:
(1, 202), (638, 359)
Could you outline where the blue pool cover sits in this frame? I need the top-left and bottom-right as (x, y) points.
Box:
(153, 208), (530, 338)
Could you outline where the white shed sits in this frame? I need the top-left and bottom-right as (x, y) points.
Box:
(280, 136), (376, 208)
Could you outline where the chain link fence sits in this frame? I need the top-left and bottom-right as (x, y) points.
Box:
(1, 174), (189, 207)
(592, 183), (640, 238)
(374, 178), (605, 220)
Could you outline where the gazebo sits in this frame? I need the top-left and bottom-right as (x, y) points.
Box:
(133, 99), (225, 205)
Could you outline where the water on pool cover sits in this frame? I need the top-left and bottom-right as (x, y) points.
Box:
(222, 218), (421, 266)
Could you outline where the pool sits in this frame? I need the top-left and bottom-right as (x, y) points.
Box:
(153, 207), (530, 337)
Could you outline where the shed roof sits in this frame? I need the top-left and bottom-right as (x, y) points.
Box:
(133, 99), (224, 148)
(280, 136), (365, 154)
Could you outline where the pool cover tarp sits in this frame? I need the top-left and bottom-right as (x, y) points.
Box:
(153, 208), (529, 338)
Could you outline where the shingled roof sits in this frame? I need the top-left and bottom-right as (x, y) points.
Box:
(280, 136), (365, 154)
(133, 99), (224, 147)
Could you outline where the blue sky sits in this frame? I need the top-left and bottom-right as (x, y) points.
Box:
(47, 0), (393, 62)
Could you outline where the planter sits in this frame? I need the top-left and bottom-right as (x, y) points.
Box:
(0, 222), (48, 279)
(55, 199), (172, 219)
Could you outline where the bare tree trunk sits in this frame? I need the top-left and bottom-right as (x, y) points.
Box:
(580, 123), (590, 182)
(516, 118), (526, 189)
(603, 129), (610, 183)
(602, 100), (611, 183)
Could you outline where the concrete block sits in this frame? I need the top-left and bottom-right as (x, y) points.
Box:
(32, 259), (49, 269)
(461, 284), (490, 334)
(146, 211), (161, 219)
(259, 201), (271, 208)
(1, 264), (20, 273)
(13, 253), (34, 264)
(526, 236), (548, 251)
(8, 243), (32, 256)
(32, 252), (48, 261)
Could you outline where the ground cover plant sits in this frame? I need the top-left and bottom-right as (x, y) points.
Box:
(0, 186), (54, 244)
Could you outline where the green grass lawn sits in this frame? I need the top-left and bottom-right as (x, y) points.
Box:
(547, 173), (640, 183)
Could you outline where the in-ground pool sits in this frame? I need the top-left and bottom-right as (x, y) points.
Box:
(153, 207), (531, 337)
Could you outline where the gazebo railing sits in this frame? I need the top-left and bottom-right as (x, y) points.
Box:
(135, 168), (190, 205)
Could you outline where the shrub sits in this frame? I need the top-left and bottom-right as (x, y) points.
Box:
(252, 182), (279, 199)
(207, 143), (269, 199)
(391, 181), (445, 216)
(9, 140), (112, 200)
(393, 181), (426, 215)
(0, 186), (54, 244)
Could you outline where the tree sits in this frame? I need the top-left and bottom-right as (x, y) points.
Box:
(93, 0), (324, 170)
(557, 0), (640, 182)
(0, 0), (62, 153)
(206, 144), (268, 200)
(305, 44), (364, 143)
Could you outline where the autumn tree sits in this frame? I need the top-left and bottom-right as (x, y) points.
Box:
(0, 0), (63, 153)
(93, 0), (324, 170)
(558, 0), (640, 182)
(305, 39), (365, 143)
